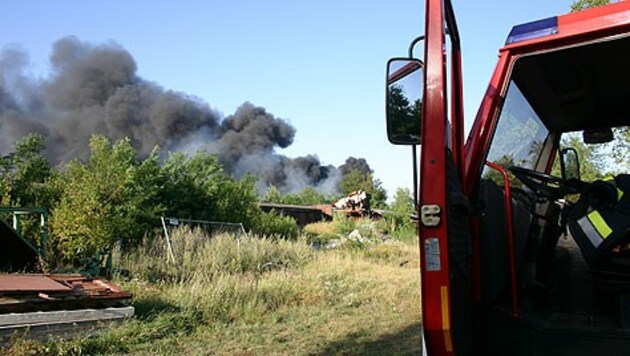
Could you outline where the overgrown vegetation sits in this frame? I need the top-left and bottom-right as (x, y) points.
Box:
(303, 188), (417, 248)
(251, 210), (299, 240)
(0, 133), (420, 353)
(0, 131), (415, 270)
(262, 185), (338, 206)
(338, 169), (388, 209)
(0, 134), (295, 267)
(3, 228), (421, 355)
(378, 188), (416, 239)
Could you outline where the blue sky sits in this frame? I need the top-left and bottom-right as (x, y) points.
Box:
(0, 0), (575, 197)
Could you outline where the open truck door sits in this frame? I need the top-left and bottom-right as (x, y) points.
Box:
(386, 0), (470, 354)
(388, 1), (630, 355)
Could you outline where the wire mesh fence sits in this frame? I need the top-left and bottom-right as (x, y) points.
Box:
(160, 217), (249, 264)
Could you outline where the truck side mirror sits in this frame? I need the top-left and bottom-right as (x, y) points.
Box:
(560, 147), (580, 181)
(386, 58), (424, 145)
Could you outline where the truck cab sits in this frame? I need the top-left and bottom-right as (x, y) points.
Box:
(386, 1), (630, 355)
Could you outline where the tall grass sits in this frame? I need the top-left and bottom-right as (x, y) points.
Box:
(116, 227), (316, 323)
(120, 226), (312, 283)
(4, 227), (421, 355)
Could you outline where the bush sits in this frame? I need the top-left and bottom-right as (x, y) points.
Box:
(377, 188), (415, 238)
(303, 221), (336, 236)
(46, 135), (263, 265)
(333, 214), (356, 235)
(252, 210), (299, 240)
(51, 136), (161, 263)
(262, 185), (339, 206)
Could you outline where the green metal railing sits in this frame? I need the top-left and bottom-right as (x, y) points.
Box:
(0, 207), (48, 258)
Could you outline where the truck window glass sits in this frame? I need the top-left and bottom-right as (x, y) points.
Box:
(483, 80), (550, 184)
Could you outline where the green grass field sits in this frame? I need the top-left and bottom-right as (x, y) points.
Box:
(4, 227), (422, 355)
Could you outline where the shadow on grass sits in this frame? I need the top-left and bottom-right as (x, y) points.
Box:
(132, 297), (181, 320)
(315, 323), (422, 355)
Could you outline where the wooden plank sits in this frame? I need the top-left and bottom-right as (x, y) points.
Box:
(0, 306), (135, 341)
(0, 306), (134, 326)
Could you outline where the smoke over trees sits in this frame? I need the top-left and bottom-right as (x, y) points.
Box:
(0, 37), (377, 195)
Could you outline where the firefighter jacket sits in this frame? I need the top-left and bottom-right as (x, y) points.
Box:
(568, 174), (630, 267)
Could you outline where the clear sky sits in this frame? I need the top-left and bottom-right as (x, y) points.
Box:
(0, 0), (575, 198)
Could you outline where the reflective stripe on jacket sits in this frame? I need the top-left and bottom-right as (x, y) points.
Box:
(574, 175), (630, 253)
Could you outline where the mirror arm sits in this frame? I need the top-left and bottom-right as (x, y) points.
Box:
(412, 144), (419, 210)
(407, 35), (424, 211)
(408, 35), (425, 59)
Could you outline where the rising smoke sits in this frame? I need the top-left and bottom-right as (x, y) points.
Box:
(0, 37), (371, 194)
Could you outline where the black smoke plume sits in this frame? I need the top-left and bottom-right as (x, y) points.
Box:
(339, 157), (373, 176)
(0, 37), (370, 194)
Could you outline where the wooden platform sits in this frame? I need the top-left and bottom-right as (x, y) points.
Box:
(0, 306), (134, 341)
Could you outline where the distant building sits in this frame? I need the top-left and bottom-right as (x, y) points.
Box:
(259, 203), (333, 227)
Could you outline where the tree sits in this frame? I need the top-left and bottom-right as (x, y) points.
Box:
(370, 178), (388, 208)
(159, 151), (225, 221)
(213, 174), (260, 228)
(51, 136), (162, 261)
(571, 0), (611, 12)
(377, 187), (415, 236)
(387, 85), (421, 141)
(262, 185), (283, 203)
(0, 134), (53, 208)
(610, 127), (630, 172)
(262, 185), (338, 206)
(388, 188), (414, 229)
(338, 169), (387, 208)
(339, 169), (367, 195)
(0, 155), (12, 206)
(559, 133), (605, 181)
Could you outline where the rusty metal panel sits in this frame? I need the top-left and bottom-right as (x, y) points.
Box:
(0, 274), (131, 314)
(0, 275), (70, 293)
(48, 275), (129, 296)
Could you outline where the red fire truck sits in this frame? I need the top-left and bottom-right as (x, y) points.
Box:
(386, 1), (630, 355)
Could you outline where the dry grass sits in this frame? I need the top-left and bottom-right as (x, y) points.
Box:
(3, 228), (421, 355)
(303, 221), (337, 236)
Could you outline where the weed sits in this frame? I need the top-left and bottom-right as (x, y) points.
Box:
(3, 230), (421, 355)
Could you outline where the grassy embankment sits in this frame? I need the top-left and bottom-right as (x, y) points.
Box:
(5, 221), (421, 355)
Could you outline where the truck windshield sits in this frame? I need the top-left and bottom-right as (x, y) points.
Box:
(483, 80), (550, 181)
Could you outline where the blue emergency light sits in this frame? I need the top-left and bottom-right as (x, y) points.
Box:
(506, 16), (559, 45)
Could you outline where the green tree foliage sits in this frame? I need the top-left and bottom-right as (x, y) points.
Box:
(387, 85), (421, 141)
(262, 185), (283, 204)
(558, 133), (605, 181)
(609, 127), (630, 172)
(262, 185), (338, 206)
(252, 210), (299, 240)
(1, 131), (396, 260)
(159, 151), (261, 228)
(370, 179), (388, 208)
(161, 152), (224, 219)
(0, 155), (12, 206)
(0, 134), (54, 208)
(49, 136), (267, 262)
(372, 188), (418, 242)
(571, 0), (611, 12)
(380, 188), (414, 234)
(51, 136), (163, 261)
(213, 175), (261, 227)
(338, 169), (387, 208)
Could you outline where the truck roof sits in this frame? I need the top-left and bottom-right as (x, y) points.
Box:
(502, 1), (630, 51)
(492, 1), (630, 133)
